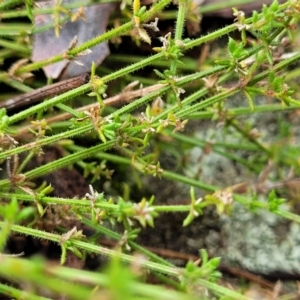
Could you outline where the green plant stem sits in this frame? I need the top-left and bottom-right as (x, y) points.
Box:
(49, 264), (190, 300)
(171, 132), (258, 151)
(2, 76), (34, 93)
(162, 169), (216, 192)
(55, 103), (81, 117)
(273, 209), (300, 223)
(0, 222), (180, 276)
(83, 218), (175, 268)
(185, 23), (235, 50)
(0, 192), (190, 214)
(162, 0), (257, 18)
(0, 0), (111, 18)
(0, 282), (50, 300)
(12, 24), (126, 74)
(250, 51), (300, 86)
(102, 52), (166, 83)
(0, 192), (116, 207)
(68, 148), (218, 192)
(0, 0), (23, 10)
(0, 253), (249, 300)
(0, 38), (30, 54)
(0, 122), (92, 161)
(32, 14), (71, 35)
(189, 104), (298, 119)
(228, 120), (272, 156)
(200, 0), (256, 14)
(0, 49), (16, 61)
(170, 0), (187, 74)
(178, 87), (240, 119)
(61, 147), (300, 224)
(0, 23), (31, 37)
(156, 46), (299, 125)
(195, 278), (251, 300)
(169, 131), (261, 173)
(0, 221), (11, 252)
(107, 54), (197, 71)
(7, 83), (90, 124)
(0, 141), (115, 187)
(0, 255), (96, 300)
(233, 194), (300, 223)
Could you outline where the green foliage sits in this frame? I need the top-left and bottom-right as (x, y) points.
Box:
(181, 249), (221, 284)
(267, 190), (285, 212)
(0, 109), (11, 136)
(0, 0), (300, 299)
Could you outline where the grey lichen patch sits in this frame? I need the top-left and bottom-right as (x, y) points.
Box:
(205, 202), (300, 275)
(183, 122), (254, 188)
(181, 95), (300, 275)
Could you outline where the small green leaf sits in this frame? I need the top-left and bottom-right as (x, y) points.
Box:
(244, 89), (254, 111)
(138, 6), (147, 15)
(60, 245), (67, 265)
(183, 212), (194, 227)
(267, 190), (285, 211)
(270, 0), (278, 11)
(17, 207), (36, 223)
(228, 38), (236, 55)
(153, 69), (165, 79)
